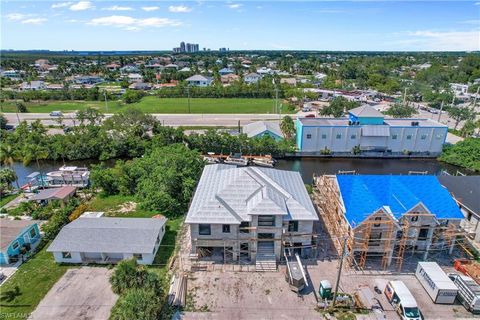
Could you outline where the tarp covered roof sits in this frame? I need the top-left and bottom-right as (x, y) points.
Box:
(336, 175), (464, 227)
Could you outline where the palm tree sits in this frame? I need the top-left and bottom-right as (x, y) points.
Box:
(0, 144), (20, 189)
(280, 115), (295, 140)
(21, 144), (49, 188)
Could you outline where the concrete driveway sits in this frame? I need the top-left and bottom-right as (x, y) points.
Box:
(29, 267), (118, 320)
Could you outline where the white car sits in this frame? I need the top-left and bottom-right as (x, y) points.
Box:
(50, 111), (63, 116)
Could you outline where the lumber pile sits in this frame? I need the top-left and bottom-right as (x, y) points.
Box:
(168, 273), (188, 307)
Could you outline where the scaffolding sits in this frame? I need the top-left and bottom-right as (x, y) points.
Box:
(312, 174), (471, 273)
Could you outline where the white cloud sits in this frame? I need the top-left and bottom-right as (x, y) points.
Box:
(395, 29), (480, 51)
(70, 1), (94, 11)
(142, 6), (160, 12)
(462, 19), (480, 25)
(168, 5), (192, 13)
(51, 2), (72, 9)
(21, 18), (47, 25)
(88, 15), (181, 30)
(227, 3), (242, 9)
(103, 5), (133, 11)
(5, 13), (29, 21)
(475, 2), (480, 5)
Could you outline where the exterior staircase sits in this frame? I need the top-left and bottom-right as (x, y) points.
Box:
(256, 241), (277, 272)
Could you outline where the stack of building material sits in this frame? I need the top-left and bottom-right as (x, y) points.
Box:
(168, 273), (187, 307)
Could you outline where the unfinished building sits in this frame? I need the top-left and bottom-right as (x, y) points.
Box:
(313, 174), (465, 271)
(185, 164), (318, 271)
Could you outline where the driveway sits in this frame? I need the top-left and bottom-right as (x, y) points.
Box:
(29, 267), (118, 320)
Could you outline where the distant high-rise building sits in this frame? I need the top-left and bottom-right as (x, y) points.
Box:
(173, 41), (199, 53)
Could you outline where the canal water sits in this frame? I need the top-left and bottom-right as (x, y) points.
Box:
(6, 157), (473, 186)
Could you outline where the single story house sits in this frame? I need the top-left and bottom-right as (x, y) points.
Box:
(19, 81), (46, 91)
(438, 175), (480, 244)
(186, 165), (318, 270)
(280, 78), (297, 86)
(127, 73), (143, 83)
(31, 186), (77, 206)
(219, 68), (234, 76)
(186, 75), (213, 87)
(0, 219), (41, 264)
(244, 72), (262, 84)
(47, 217), (167, 265)
(242, 121), (283, 140)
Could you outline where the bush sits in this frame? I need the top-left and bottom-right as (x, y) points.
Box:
(109, 288), (161, 320)
(110, 258), (162, 295)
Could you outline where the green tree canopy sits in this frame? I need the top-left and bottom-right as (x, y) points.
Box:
(320, 96), (360, 118)
(384, 103), (418, 118)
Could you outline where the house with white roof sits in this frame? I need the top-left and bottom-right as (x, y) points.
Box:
(186, 74), (213, 87)
(48, 217), (167, 265)
(185, 165), (318, 270)
(450, 83), (469, 97)
(243, 121), (283, 140)
(244, 72), (262, 84)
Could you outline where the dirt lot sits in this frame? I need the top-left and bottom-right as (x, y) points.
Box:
(29, 267), (118, 320)
(185, 259), (479, 320)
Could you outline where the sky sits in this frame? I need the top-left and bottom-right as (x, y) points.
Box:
(1, 1), (479, 51)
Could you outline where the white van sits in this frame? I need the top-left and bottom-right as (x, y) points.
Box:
(384, 281), (422, 320)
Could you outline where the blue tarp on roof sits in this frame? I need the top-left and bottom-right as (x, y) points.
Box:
(336, 175), (464, 227)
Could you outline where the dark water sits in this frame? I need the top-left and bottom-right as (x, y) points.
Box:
(6, 157), (472, 186)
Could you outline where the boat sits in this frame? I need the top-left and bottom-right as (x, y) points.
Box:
(45, 166), (90, 188)
(224, 153), (249, 167)
(252, 157), (276, 168)
(203, 152), (220, 165)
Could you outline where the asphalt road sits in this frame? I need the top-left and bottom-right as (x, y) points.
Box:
(3, 113), (288, 127)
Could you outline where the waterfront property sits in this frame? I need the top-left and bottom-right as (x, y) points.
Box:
(0, 219), (41, 264)
(296, 105), (448, 156)
(31, 186), (76, 206)
(185, 164), (318, 271)
(242, 121), (283, 140)
(45, 166), (90, 188)
(314, 175), (464, 271)
(47, 217), (167, 265)
(438, 175), (480, 246)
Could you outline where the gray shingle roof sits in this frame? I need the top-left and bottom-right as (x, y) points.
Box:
(185, 165), (318, 224)
(242, 121), (283, 138)
(1, 219), (40, 252)
(349, 105), (384, 118)
(47, 217), (166, 254)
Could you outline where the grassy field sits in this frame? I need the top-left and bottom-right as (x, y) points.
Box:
(0, 194), (18, 207)
(0, 96), (289, 114)
(0, 244), (70, 319)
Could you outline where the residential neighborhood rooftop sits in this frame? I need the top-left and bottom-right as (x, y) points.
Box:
(242, 121), (282, 139)
(47, 217), (167, 254)
(0, 219), (39, 252)
(335, 175), (464, 226)
(185, 165), (318, 224)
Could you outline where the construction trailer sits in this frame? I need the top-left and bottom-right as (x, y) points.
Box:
(415, 262), (458, 304)
(313, 174), (466, 271)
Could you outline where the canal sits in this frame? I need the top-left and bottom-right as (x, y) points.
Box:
(7, 157), (473, 186)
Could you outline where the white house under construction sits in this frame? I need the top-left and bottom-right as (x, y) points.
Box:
(185, 164), (318, 271)
(314, 174), (464, 271)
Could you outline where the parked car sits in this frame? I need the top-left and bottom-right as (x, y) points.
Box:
(50, 111), (63, 116)
(305, 114), (316, 118)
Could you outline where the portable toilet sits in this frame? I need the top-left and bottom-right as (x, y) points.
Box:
(319, 280), (332, 299)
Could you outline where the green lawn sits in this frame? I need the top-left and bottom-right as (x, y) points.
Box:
(0, 96), (292, 114)
(0, 244), (70, 320)
(0, 194), (18, 207)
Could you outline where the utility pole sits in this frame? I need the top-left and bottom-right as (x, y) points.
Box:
(13, 91), (20, 124)
(187, 85), (191, 113)
(332, 237), (347, 307)
(403, 87), (407, 107)
(472, 86), (479, 113)
(103, 90), (108, 113)
(438, 101), (444, 122)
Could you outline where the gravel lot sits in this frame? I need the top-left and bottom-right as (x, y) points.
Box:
(29, 267), (117, 320)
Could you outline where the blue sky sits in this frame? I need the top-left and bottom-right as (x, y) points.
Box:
(1, 1), (479, 51)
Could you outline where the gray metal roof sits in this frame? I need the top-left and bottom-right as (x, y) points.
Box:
(186, 74), (212, 82)
(0, 219), (40, 252)
(47, 217), (167, 254)
(185, 165), (318, 224)
(438, 175), (480, 215)
(361, 125), (390, 137)
(349, 105), (384, 118)
(242, 121), (283, 138)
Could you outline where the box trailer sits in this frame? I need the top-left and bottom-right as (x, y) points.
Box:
(449, 273), (480, 314)
(415, 262), (458, 304)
